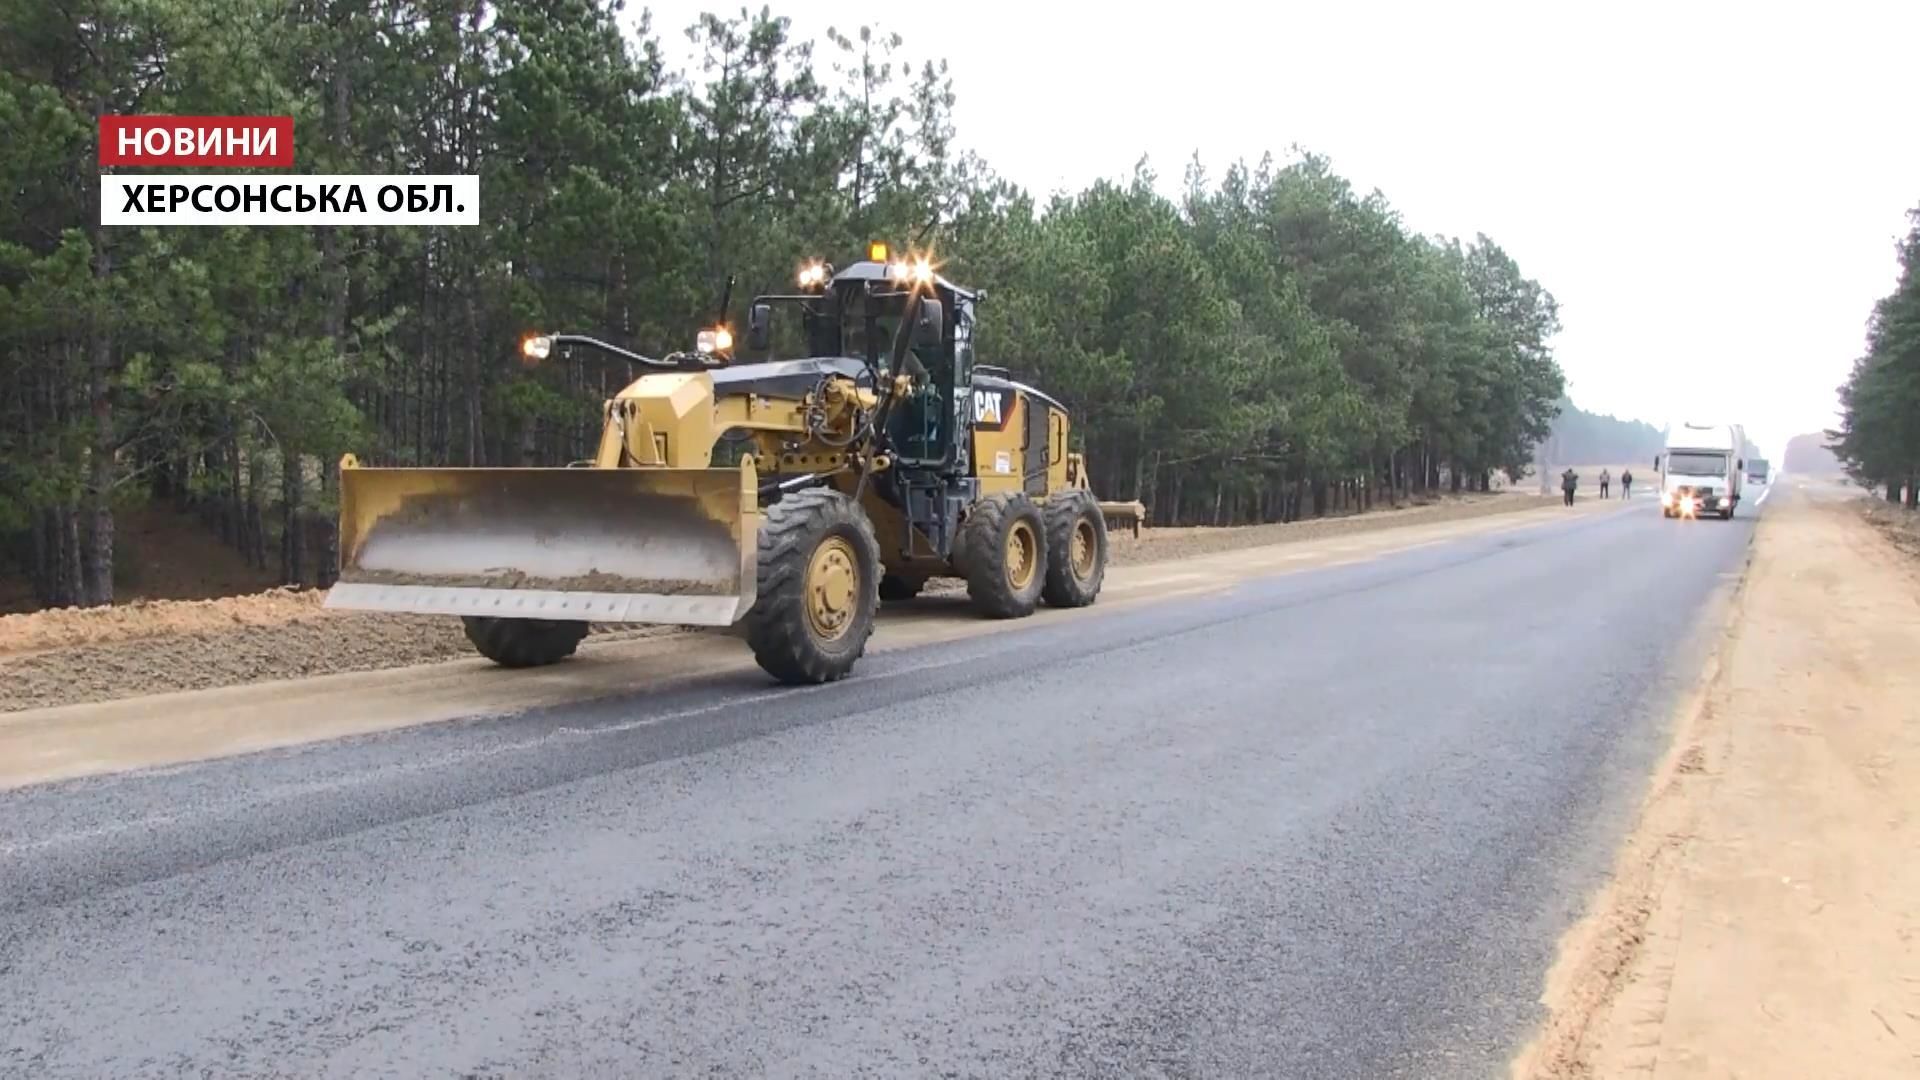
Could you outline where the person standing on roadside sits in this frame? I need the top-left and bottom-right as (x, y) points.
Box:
(1599, 468), (1612, 499)
(1621, 468), (1634, 499)
(1561, 467), (1579, 506)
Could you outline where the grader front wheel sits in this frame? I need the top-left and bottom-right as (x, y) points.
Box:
(745, 488), (881, 684)
(461, 616), (590, 668)
(959, 492), (1048, 619)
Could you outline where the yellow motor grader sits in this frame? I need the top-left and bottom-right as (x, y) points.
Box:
(324, 244), (1110, 684)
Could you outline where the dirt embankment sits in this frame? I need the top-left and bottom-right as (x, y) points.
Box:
(1106, 491), (1552, 566)
(1513, 485), (1920, 1079)
(0, 593), (471, 713)
(1859, 496), (1920, 558)
(0, 492), (1555, 714)
(0, 593), (681, 715)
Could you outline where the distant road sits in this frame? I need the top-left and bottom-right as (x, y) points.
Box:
(1, 497), (1759, 1079)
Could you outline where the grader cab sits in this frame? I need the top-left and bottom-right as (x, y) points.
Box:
(325, 245), (1110, 684)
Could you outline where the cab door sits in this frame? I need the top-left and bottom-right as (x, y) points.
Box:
(1022, 394), (1049, 496)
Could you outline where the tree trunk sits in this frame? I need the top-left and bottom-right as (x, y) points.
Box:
(1907, 477), (1917, 510)
(229, 445), (245, 557)
(281, 451), (305, 586)
(466, 285), (484, 466)
(317, 459), (339, 588)
(246, 449), (268, 569)
(82, 241), (116, 607)
(36, 507), (83, 608)
(61, 507), (85, 608)
(31, 507), (51, 607)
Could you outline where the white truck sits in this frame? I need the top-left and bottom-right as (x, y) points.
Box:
(1656, 421), (1746, 519)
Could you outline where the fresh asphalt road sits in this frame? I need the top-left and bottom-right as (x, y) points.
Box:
(0, 492), (1762, 1079)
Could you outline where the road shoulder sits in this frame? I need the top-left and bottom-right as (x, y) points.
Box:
(1513, 483), (1920, 1078)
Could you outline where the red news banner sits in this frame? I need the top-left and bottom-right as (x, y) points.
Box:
(97, 114), (477, 226)
(100, 115), (294, 167)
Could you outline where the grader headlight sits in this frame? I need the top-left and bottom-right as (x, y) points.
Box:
(697, 326), (734, 355)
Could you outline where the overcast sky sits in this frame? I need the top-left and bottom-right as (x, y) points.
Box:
(626, 0), (1919, 460)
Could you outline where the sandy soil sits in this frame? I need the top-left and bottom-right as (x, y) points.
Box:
(0, 491), (1555, 714)
(1513, 481), (1920, 1079)
(0, 594), (676, 714)
(1105, 491), (1554, 565)
(1860, 496), (1920, 559)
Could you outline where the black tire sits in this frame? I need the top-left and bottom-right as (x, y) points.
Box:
(744, 487), (881, 684)
(1041, 490), (1107, 608)
(461, 616), (590, 668)
(878, 574), (923, 602)
(956, 492), (1047, 619)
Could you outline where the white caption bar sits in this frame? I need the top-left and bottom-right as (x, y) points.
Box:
(101, 174), (479, 226)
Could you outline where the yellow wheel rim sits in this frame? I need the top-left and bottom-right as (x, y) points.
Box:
(805, 536), (859, 642)
(1006, 519), (1038, 591)
(1071, 518), (1098, 580)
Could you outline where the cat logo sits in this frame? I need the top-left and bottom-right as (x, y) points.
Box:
(972, 389), (1003, 426)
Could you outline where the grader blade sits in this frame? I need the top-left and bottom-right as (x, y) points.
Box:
(324, 458), (759, 627)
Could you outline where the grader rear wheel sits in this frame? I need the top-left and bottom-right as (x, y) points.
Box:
(1041, 491), (1107, 608)
(958, 492), (1048, 619)
(745, 487), (880, 684)
(460, 616), (590, 668)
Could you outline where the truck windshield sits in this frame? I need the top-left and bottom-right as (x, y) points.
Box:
(1666, 451), (1727, 476)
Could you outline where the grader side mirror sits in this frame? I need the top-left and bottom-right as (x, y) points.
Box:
(748, 303), (772, 352)
(913, 298), (944, 348)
